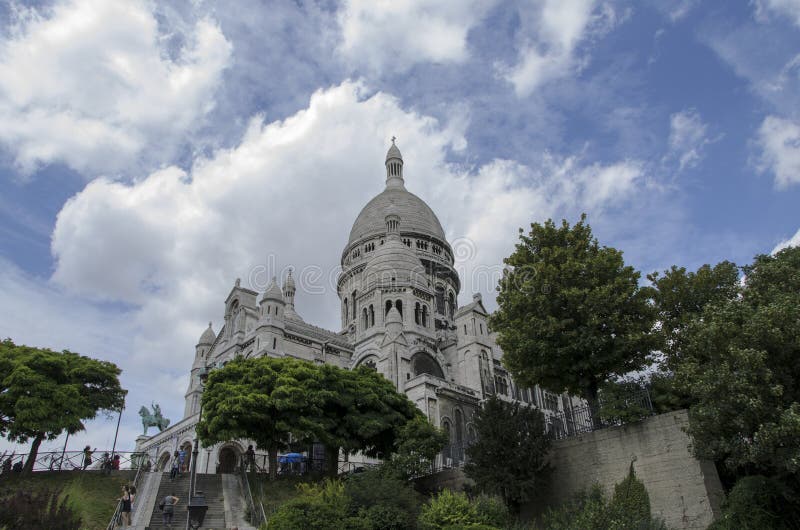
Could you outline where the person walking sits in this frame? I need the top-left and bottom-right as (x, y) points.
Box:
(161, 492), (179, 527)
(170, 457), (179, 481)
(82, 446), (95, 470)
(245, 445), (255, 472)
(118, 485), (132, 528)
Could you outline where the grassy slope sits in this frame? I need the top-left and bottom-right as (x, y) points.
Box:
(0, 470), (136, 530)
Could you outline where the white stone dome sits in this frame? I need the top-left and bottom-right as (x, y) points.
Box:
(197, 322), (216, 345)
(348, 188), (446, 245)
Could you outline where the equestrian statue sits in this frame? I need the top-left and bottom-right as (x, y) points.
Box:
(139, 403), (170, 435)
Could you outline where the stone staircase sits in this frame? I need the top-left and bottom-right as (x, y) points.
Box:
(146, 472), (226, 529)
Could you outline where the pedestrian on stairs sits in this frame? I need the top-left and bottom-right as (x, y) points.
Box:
(161, 492), (179, 527)
(118, 485), (132, 528)
(170, 457), (179, 481)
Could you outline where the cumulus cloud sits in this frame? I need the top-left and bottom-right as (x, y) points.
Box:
(667, 109), (713, 171)
(0, 0), (231, 177)
(756, 115), (800, 188)
(50, 80), (649, 366)
(336, 0), (495, 73)
(496, 0), (619, 97)
(772, 227), (800, 253)
(755, 0), (800, 27)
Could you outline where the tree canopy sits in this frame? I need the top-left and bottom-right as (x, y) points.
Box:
(197, 356), (424, 477)
(464, 396), (551, 512)
(674, 247), (800, 476)
(490, 215), (658, 407)
(0, 339), (126, 473)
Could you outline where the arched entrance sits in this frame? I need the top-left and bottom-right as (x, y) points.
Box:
(157, 452), (171, 471)
(179, 441), (193, 473)
(217, 447), (238, 474)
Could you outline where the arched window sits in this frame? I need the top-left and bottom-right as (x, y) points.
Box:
(442, 420), (452, 460)
(480, 322), (484, 335)
(411, 352), (444, 379)
(385, 300), (393, 315)
(395, 299), (403, 318)
(362, 308), (368, 329)
(448, 292), (455, 319)
(343, 298), (348, 322)
(351, 290), (357, 320)
(422, 305), (429, 327)
(369, 305), (375, 327)
(455, 409), (465, 461)
(414, 302), (421, 325)
(435, 286), (445, 314)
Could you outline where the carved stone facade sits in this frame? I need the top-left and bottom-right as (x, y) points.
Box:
(135, 142), (580, 472)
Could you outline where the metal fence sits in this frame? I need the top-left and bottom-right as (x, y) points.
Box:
(0, 450), (152, 476)
(545, 389), (655, 441)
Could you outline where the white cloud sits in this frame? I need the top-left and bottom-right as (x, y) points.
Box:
(667, 109), (713, 171)
(772, 226), (800, 253)
(756, 115), (800, 188)
(497, 0), (619, 97)
(337, 0), (496, 73)
(0, 0), (231, 177)
(0, 81), (651, 451)
(755, 0), (800, 27)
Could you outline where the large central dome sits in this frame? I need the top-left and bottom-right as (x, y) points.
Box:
(348, 187), (446, 245)
(347, 140), (446, 246)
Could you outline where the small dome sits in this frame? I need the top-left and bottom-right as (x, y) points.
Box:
(197, 322), (216, 345)
(263, 276), (284, 302)
(385, 306), (402, 325)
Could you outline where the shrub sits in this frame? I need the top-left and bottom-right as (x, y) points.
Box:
(419, 489), (477, 529)
(606, 463), (652, 528)
(709, 475), (800, 530)
(539, 469), (667, 530)
(268, 480), (358, 530)
(0, 489), (82, 530)
(418, 490), (508, 529)
(345, 467), (420, 528)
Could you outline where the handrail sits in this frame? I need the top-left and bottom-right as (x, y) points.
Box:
(104, 456), (151, 530)
(0, 450), (149, 474)
(239, 466), (267, 527)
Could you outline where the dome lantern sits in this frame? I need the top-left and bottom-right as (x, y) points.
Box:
(385, 137), (404, 189)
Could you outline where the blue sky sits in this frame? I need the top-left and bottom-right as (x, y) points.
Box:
(1, 0), (799, 453)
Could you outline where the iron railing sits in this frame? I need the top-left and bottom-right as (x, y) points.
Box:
(0, 450), (150, 475)
(545, 389), (655, 441)
(240, 466), (267, 528)
(105, 455), (153, 530)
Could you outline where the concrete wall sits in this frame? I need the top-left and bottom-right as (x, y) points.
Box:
(527, 409), (723, 530)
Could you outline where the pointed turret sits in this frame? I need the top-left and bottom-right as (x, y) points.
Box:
(283, 268), (304, 322)
(197, 322), (216, 346)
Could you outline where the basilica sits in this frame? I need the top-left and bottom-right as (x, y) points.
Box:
(135, 141), (581, 473)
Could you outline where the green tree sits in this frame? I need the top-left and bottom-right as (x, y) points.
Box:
(387, 415), (448, 479)
(464, 397), (551, 512)
(490, 215), (658, 416)
(198, 357), (421, 478)
(0, 339), (126, 474)
(304, 364), (421, 477)
(197, 356), (318, 479)
(676, 247), (800, 477)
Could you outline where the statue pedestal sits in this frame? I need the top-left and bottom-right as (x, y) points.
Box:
(134, 434), (150, 452)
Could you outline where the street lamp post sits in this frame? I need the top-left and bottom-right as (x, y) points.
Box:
(186, 366), (210, 530)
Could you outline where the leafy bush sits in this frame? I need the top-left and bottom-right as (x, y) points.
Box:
(0, 489), (82, 530)
(345, 467), (420, 529)
(418, 490), (507, 529)
(268, 480), (365, 530)
(539, 468), (666, 530)
(606, 463), (652, 528)
(709, 475), (800, 530)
